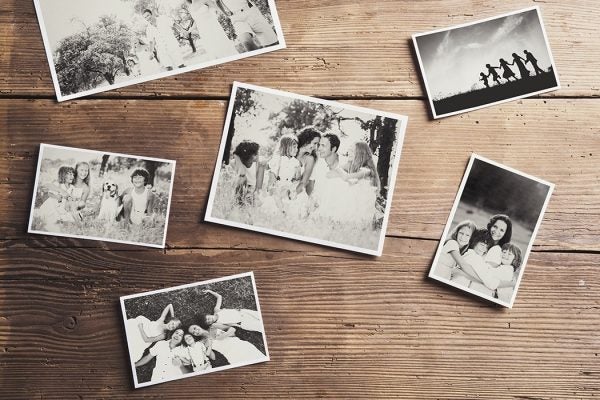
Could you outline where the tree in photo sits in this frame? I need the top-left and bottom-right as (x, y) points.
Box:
(223, 87), (257, 165)
(55, 15), (134, 95)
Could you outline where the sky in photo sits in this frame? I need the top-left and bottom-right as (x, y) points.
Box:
(415, 9), (554, 99)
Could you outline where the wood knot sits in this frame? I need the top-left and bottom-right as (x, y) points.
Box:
(63, 316), (78, 330)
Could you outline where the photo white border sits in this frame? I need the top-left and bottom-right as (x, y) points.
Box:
(204, 81), (409, 256)
(27, 143), (176, 248)
(412, 6), (560, 119)
(32, 0), (286, 102)
(119, 271), (269, 389)
(428, 153), (554, 308)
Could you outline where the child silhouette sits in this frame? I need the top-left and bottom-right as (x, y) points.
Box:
(479, 72), (490, 88)
(485, 64), (502, 85)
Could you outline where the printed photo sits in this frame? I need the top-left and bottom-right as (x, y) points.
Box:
(205, 82), (408, 256)
(28, 144), (175, 248)
(413, 7), (559, 118)
(33, 0), (285, 101)
(120, 272), (268, 388)
(429, 154), (554, 308)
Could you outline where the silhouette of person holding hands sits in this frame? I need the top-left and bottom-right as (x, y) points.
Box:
(485, 64), (502, 85)
(524, 50), (544, 75)
(511, 53), (530, 78)
(479, 72), (491, 88)
(498, 58), (517, 82)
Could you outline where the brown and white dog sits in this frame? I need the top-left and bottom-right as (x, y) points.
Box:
(97, 180), (122, 221)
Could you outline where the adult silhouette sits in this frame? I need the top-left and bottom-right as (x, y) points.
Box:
(498, 58), (517, 82)
(524, 50), (544, 75)
(511, 53), (530, 78)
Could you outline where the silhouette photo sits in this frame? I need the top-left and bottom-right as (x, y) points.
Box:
(413, 7), (559, 119)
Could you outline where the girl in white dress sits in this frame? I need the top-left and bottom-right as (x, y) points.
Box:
(432, 220), (477, 280)
(125, 303), (181, 363)
(495, 243), (523, 303)
(187, 0), (238, 59)
(135, 329), (185, 382)
(143, 8), (185, 71)
(267, 135), (301, 212)
(38, 166), (78, 230)
(174, 334), (212, 372)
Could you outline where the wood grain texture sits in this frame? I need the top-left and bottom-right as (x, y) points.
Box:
(1, 0), (599, 98)
(1, 0), (600, 398)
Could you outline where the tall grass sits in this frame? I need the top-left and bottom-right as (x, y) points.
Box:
(211, 165), (381, 251)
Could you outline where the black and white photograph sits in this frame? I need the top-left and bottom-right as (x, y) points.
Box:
(205, 82), (408, 256)
(28, 144), (176, 248)
(413, 6), (559, 119)
(33, 0), (285, 101)
(429, 154), (554, 308)
(120, 272), (268, 388)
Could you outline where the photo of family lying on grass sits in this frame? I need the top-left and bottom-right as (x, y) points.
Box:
(28, 144), (175, 248)
(413, 6), (559, 118)
(429, 154), (554, 307)
(34, 0), (284, 100)
(120, 272), (268, 388)
(205, 83), (408, 255)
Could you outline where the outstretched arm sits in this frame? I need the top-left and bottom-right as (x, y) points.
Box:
(203, 290), (223, 313)
(159, 303), (175, 322)
(137, 323), (166, 343)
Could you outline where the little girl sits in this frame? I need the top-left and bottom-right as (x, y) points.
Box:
(231, 141), (261, 206)
(495, 243), (523, 303)
(450, 228), (493, 289)
(267, 135), (301, 211)
(432, 220), (476, 280)
(38, 166), (78, 230)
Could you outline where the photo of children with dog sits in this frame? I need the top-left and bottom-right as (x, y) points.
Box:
(429, 154), (554, 308)
(120, 272), (268, 388)
(205, 83), (408, 256)
(28, 144), (175, 248)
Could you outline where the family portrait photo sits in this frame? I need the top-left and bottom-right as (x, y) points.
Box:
(33, 0), (285, 101)
(413, 6), (559, 118)
(205, 82), (408, 256)
(120, 272), (268, 388)
(28, 144), (176, 248)
(429, 154), (554, 307)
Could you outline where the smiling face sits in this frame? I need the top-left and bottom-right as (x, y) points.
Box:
(456, 226), (473, 247)
(188, 325), (207, 336)
(171, 329), (184, 345)
(289, 141), (298, 157)
(490, 220), (508, 243)
(65, 171), (75, 184)
(318, 138), (333, 158)
(131, 174), (146, 188)
(205, 314), (218, 325)
(143, 11), (153, 23)
(501, 249), (515, 266)
(166, 319), (180, 331)
(184, 334), (195, 346)
(76, 164), (89, 180)
(473, 241), (488, 257)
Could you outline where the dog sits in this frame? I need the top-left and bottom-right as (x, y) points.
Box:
(97, 180), (123, 221)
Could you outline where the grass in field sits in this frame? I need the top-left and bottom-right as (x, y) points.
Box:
(210, 166), (381, 251)
(123, 276), (265, 383)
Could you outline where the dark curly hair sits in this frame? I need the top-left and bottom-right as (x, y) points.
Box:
(323, 133), (340, 153)
(233, 141), (259, 168)
(131, 168), (150, 186)
(469, 228), (492, 251)
(297, 127), (322, 149)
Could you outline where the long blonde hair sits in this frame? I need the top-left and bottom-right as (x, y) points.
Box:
(349, 142), (379, 189)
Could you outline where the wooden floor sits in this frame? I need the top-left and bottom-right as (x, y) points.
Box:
(2, 0), (600, 398)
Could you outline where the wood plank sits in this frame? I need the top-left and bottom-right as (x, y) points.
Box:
(0, 243), (599, 398)
(1, 0), (599, 98)
(1, 99), (599, 252)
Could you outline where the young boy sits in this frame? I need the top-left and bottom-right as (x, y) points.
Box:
(121, 169), (156, 225)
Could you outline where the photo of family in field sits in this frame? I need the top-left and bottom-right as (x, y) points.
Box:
(429, 155), (554, 307)
(34, 0), (284, 100)
(121, 272), (268, 388)
(205, 83), (408, 255)
(413, 7), (559, 118)
(28, 144), (175, 248)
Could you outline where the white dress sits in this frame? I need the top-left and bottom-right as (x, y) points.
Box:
(130, 188), (150, 225)
(268, 155), (300, 188)
(126, 316), (164, 363)
(188, 0), (238, 59)
(149, 340), (184, 382)
(174, 343), (211, 371)
(37, 183), (75, 229)
(217, 309), (263, 332)
(433, 240), (460, 280)
(146, 15), (184, 68)
(211, 329), (265, 364)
